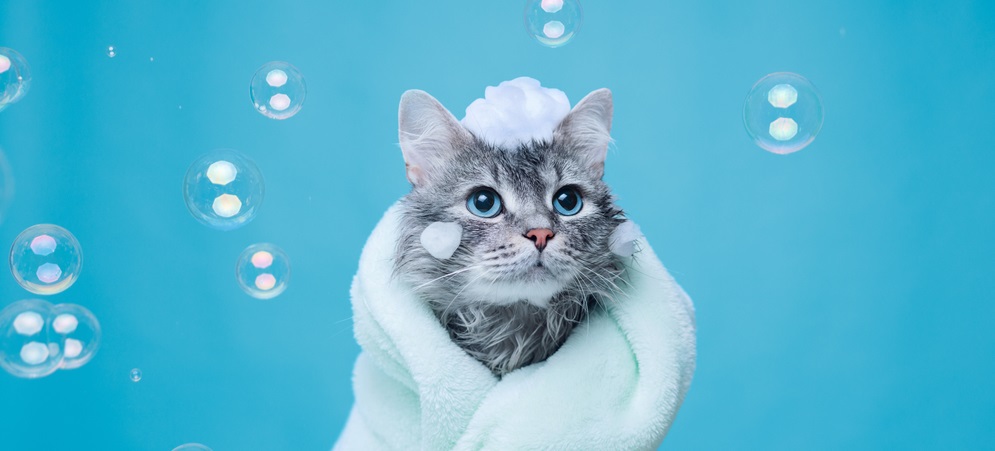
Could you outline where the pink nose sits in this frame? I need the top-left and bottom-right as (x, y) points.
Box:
(525, 228), (554, 251)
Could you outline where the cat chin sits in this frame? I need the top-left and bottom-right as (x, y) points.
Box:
(461, 278), (565, 309)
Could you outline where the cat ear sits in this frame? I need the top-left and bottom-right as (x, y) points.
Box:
(554, 88), (613, 178)
(398, 90), (472, 186)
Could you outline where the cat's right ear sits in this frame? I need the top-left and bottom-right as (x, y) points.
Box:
(398, 90), (471, 187)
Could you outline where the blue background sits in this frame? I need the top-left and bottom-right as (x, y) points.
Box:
(2, 0), (994, 449)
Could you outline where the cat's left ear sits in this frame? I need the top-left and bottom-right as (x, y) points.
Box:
(554, 89), (613, 178)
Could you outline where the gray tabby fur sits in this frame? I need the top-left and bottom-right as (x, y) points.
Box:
(393, 88), (626, 376)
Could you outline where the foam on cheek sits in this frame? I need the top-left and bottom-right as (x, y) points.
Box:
(609, 221), (642, 257)
(420, 222), (463, 260)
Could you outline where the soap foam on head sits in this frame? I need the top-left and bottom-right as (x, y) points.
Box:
(461, 77), (571, 150)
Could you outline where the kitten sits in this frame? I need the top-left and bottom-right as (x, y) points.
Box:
(393, 88), (626, 376)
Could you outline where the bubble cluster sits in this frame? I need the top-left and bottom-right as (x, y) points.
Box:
(183, 149), (265, 231)
(236, 243), (290, 299)
(524, 0), (583, 48)
(107, 46), (116, 58)
(0, 299), (101, 378)
(0, 47), (31, 112)
(249, 61), (306, 120)
(9, 224), (83, 295)
(743, 72), (824, 154)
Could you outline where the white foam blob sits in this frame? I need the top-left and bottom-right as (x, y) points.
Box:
(461, 77), (571, 149)
(609, 221), (642, 257)
(420, 222), (463, 260)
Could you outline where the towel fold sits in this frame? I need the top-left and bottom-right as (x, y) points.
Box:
(334, 204), (696, 450)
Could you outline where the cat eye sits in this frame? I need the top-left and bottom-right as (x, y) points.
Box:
(553, 186), (583, 216)
(467, 188), (502, 218)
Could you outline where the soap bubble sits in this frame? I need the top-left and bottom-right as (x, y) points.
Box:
(183, 149), (265, 231)
(0, 299), (64, 378)
(51, 303), (101, 370)
(236, 243), (290, 299)
(249, 61), (306, 120)
(0, 47), (31, 112)
(107, 46), (116, 58)
(130, 368), (142, 382)
(743, 72), (824, 154)
(9, 224), (83, 295)
(173, 444), (212, 451)
(524, 0), (583, 47)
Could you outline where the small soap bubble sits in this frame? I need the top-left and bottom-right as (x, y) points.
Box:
(524, 0), (582, 47)
(172, 444), (212, 451)
(249, 62), (306, 120)
(236, 243), (290, 299)
(9, 224), (83, 295)
(743, 72), (824, 154)
(107, 46), (116, 58)
(130, 368), (142, 382)
(51, 303), (101, 370)
(0, 299), (64, 378)
(183, 149), (265, 231)
(0, 47), (31, 112)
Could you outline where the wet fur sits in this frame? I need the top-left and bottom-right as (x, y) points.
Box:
(394, 136), (626, 376)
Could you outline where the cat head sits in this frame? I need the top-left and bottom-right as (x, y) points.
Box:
(395, 88), (623, 308)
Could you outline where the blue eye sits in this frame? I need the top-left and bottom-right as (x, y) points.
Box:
(553, 186), (582, 216)
(467, 188), (502, 218)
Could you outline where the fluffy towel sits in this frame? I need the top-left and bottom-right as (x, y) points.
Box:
(334, 205), (696, 450)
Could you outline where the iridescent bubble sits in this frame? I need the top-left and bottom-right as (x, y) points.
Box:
(743, 72), (824, 155)
(9, 224), (83, 295)
(183, 149), (265, 231)
(0, 299), (64, 378)
(172, 444), (212, 451)
(0, 47), (31, 112)
(524, 0), (583, 47)
(51, 303), (101, 370)
(249, 62), (306, 120)
(130, 368), (142, 382)
(236, 243), (290, 299)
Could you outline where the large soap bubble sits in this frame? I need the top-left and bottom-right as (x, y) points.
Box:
(524, 0), (583, 48)
(236, 243), (290, 299)
(183, 149), (265, 231)
(9, 224), (83, 295)
(0, 47), (31, 112)
(0, 299), (64, 378)
(743, 72), (824, 154)
(250, 61), (306, 120)
(51, 303), (101, 370)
